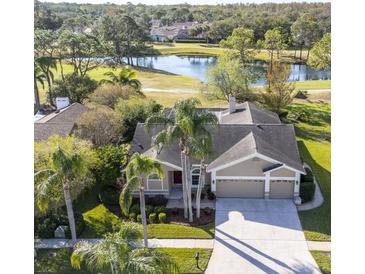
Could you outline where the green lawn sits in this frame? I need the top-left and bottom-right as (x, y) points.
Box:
(148, 222), (215, 239)
(76, 201), (215, 239)
(285, 102), (331, 241)
(159, 248), (212, 273)
(35, 248), (212, 274)
(294, 80), (331, 90)
(311, 251), (331, 274)
(152, 42), (307, 63)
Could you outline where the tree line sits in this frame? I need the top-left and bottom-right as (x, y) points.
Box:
(35, 1), (330, 47)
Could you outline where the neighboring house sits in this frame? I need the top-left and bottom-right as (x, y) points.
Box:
(129, 98), (305, 203)
(150, 21), (203, 42)
(34, 102), (87, 141)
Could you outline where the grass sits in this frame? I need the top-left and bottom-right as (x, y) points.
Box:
(285, 102), (331, 241)
(294, 80), (331, 90)
(35, 248), (89, 273)
(152, 42), (307, 63)
(34, 248), (212, 274)
(148, 222), (215, 239)
(311, 251), (331, 274)
(146, 92), (227, 107)
(158, 248), (213, 273)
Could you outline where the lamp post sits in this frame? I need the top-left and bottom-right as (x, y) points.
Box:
(195, 252), (200, 269)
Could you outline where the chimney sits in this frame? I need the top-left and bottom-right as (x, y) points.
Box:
(56, 97), (70, 110)
(229, 96), (236, 114)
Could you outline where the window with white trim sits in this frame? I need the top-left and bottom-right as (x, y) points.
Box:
(191, 168), (200, 186)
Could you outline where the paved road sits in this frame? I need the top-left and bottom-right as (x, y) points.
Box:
(206, 199), (321, 274)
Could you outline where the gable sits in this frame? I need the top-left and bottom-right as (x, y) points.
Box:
(217, 157), (273, 177)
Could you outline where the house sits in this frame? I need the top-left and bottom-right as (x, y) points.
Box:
(150, 21), (203, 42)
(129, 98), (305, 203)
(34, 100), (87, 141)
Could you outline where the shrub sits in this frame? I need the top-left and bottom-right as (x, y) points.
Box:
(158, 213), (167, 223)
(89, 84), (137, 108)
(154, 205), (166, 215)
(207, 192), (216, 200)
(203, 207), (213, 215)
(300, 181), (316, 202)
(82, 204), (122, 236)
(130, 204), (140, 215)
(129, 213), (136, 221)
(64, 214), (85, 239)
(137, 214), (142, 223)
(200, 193), (206, 200)
(75, 105), (125, 147)
(206, 186), (212, 194)
(301, 168), (314, 183)
(171, 207), (179, 215)
(149, 195), (168, 206)
(52, 73), (98, 104)
(149, 213), (157, 223)
(115, 97), (162, 142)
(145, 205), (154, 216)
(94, 145), (128, 186)
(35, 215), (58, 238)
(98, 186), (120, 205)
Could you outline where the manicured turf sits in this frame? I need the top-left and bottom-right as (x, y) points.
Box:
(158, 248), (213, 273)
(294, 80), (331, 90)
(148, 222), (215, 239)
(145, 92), (227, 107)
(286, 102), (331, 241)
(34, 248), (88, 273)
(152, 42), (307, 63)
(311, 251), (331, 274)
(34, 248), (213, 274)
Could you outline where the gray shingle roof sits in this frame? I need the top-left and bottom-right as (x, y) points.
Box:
(131, 123), (304, 173)
(219, 102), (281, 124)
(34, 103), (88, 141)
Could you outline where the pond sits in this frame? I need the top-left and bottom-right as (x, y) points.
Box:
(131, 55), (331, 86)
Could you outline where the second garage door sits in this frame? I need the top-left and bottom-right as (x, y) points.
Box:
(216, 179), (265, 198)
(270, 180), (294, 198)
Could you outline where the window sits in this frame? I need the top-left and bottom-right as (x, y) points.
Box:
(148, 174), (161, 180)
(191, 168), (200, 186)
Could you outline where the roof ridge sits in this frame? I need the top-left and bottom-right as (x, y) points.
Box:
(245, 101), (254, 123)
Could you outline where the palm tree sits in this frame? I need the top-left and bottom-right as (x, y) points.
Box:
(102, 66), (142, 90)
(188, 133), (214, 219)
(34, 146), (88, 242)
(34, 61), (46, 112)
(71, 222), (178, 274)
(120, 152), (164, 247)
(146, 98), (218, 222)
(35, 57), (57, 105)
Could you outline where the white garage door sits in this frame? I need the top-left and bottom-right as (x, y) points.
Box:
(216, 179), (265, 198)
(270, 180), (294, 199)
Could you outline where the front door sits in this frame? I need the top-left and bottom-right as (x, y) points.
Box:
(173, 171), (182, 185)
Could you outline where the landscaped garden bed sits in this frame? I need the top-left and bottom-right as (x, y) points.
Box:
(34, 247), (213, 274)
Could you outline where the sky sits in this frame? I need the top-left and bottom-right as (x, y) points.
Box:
(39, 0), (330, 5)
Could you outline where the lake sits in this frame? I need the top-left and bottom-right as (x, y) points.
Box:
(131, 55), (331, 86)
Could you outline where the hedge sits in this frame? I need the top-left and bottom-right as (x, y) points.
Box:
(300, 181), (316, 202)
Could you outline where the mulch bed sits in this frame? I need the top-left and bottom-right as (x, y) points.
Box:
(167, 208), (214, 226)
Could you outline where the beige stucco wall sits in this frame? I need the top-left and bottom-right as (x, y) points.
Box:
(217, 158), (273, 176)
(270, 167), (295, 177)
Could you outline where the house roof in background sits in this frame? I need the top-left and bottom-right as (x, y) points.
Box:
(34, 103), (88, 141)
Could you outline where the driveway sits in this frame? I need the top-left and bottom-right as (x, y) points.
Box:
(205, 199), (321, 274)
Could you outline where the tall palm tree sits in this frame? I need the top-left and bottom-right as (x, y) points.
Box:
(35, 57), (57, 105)
(34, 146), (87, 242)
(188, 133), (214, 219)
(146, 98), (218, 222)
(120, 152), (164, 247)
(102, 66), (142, 90)
(71, 222), (178, 274)
(34, 61), (46, 112)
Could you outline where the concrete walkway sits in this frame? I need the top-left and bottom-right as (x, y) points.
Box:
(34, 238), (214, 249)
(297, 164), (324, 211)
(307, 241), (331, 252)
